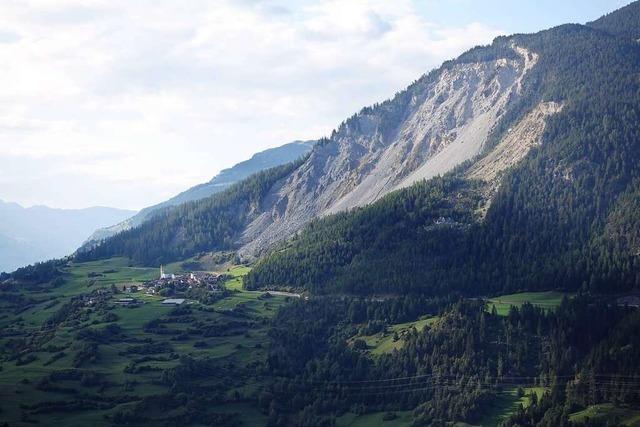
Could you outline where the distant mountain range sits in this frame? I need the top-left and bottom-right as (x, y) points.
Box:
(0, 201), (134, 272)
(81, 140), (315, 248)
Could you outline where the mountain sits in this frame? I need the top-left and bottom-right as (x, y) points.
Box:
(246, 17), (640, 295)
(81, 140), (315, 248)
(0, 200), (134, 272)
(77, 160), (306, 264)
(238, 44), (537, 258)
(80, 2), (640, 301)
(5, 4), (640, 427)
(588, 0), (640, 40)
(0, 233), (45, 273)
(78, 44), (541, 265)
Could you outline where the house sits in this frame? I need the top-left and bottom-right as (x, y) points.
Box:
(162, 298), (185, 305)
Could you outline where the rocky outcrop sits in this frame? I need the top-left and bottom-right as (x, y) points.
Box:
(467, 101), (562, 183)
(467, 101), (563, 216)
(239, 45), (539, 259)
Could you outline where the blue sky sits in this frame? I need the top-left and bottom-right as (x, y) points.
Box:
(416, 1), (629, 33)
(0, 0), (631, 210)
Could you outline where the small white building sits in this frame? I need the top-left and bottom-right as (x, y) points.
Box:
(162, 298), (185, 305)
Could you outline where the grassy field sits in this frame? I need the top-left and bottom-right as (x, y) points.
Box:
(569, 403), (640, 426)
(161, 251), (240, 274)
(353, 316), (438, 356)
(487, 291), (571, 316)
(478, 387), (547, 426)
(2, 262), (611, 426)
(0, 258), (288, 426)
(224, 265), (252, 291)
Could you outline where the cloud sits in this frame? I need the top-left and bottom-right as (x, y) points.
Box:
(0, 0), (503, 209)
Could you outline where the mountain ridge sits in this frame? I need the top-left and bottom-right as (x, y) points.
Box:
(77, 33), (552, 265)
(81, 140), (315, 248)
(237, 42), (539, 258)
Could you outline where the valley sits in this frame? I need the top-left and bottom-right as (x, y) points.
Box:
(0, 202), (135, 273)
(2, 2), (640, 426)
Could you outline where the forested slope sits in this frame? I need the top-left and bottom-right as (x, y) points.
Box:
(246, 22), (640, 296)
(260, 294), (640, 426)
(77, 4), (640, 299)
(81, 140), (314, 249)
(77, 159), (305, 265)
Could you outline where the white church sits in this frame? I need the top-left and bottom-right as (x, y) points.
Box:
(159, 265), (175, 280)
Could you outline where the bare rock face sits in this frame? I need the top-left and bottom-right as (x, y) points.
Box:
(467, 101), (563, 217)
(239, 46), (538, 259)
(467, 101), (563, 183)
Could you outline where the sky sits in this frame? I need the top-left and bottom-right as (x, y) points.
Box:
(0, 0), (630, 210)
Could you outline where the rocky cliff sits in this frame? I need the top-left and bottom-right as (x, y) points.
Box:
(239, 44), (541, 258)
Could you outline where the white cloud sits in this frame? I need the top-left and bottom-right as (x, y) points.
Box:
(0, 0), (503, 209)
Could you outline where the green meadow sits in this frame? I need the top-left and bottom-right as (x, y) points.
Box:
(487, 291), (571, 316)
(353, 316), (438, 356)
(569, 403), (640, 426)
(0, 258), (289, 426)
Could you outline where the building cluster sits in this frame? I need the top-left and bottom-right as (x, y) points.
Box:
(140, 266), (226, 295)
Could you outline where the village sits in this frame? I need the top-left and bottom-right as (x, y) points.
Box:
(115, 266), (228, 306)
